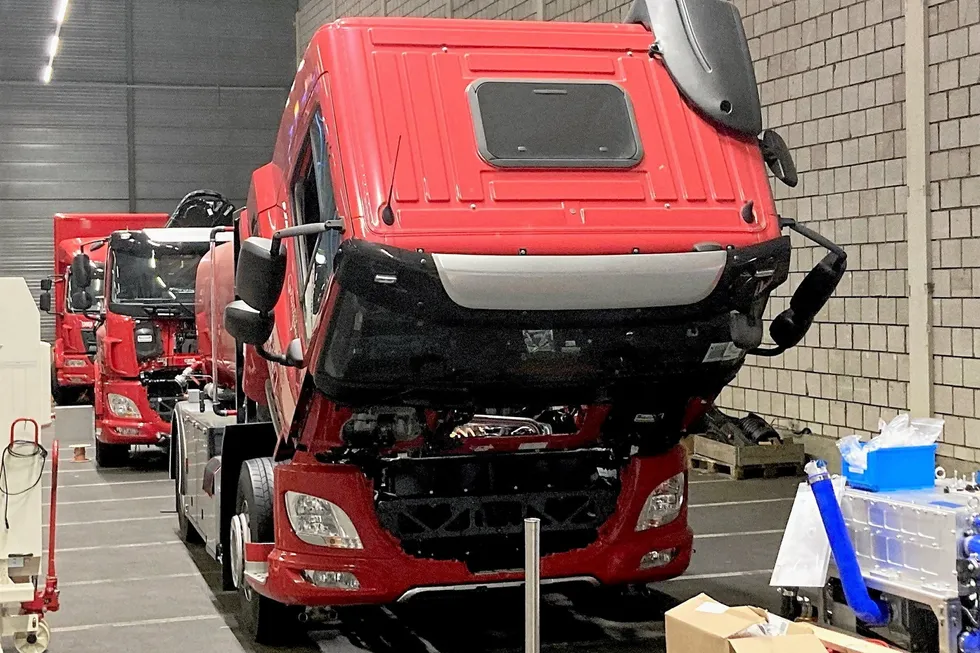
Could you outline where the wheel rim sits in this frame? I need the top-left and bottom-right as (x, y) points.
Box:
(174, 438), (184, 515)
(230, 508), (250, 591)
(14, 620), (50, 653)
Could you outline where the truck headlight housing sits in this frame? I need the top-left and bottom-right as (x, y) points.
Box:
(65, 359), (87, 368)
(107, 393), (141, 418)
(284, 491), (362, 549)
(636, 472), (685, 531)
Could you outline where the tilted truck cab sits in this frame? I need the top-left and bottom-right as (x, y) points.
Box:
(40, 213), (169, 405)
(174, 1), (845, 644)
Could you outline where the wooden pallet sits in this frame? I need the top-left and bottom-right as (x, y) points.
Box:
(689, 434), (805, 480)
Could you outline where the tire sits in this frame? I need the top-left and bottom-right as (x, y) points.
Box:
(54, 385), (89, 407)
(50, 366), (63, 406)
(94, 439), (129, 468)
(235, 458), (303, 645)
(174, 431), (202, 545)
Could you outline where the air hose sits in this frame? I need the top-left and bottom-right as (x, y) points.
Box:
(0, 440), (47, 530)
(806, 460), (889, 626)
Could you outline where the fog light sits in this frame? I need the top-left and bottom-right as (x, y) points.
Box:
(639, 548), (677, 570)
(302, 570), (360, 590)
(65, 359), (87, 368)
(115, 427), (140, 436)
(636, 472), (685, 531)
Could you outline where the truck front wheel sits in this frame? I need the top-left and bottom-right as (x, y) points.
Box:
(94, 440), (129, 468)
(234, 458), (303, 645)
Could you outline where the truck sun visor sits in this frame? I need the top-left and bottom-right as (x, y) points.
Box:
(626, 0), (763, 137)
(431, 250), (727, 311)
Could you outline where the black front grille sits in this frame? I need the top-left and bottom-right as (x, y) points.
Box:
(81, 329), (97, 356)
(140, 369), (183, 423)
(375, 449), (620, 572)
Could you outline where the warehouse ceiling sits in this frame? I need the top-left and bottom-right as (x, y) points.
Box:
(0, 0), (297, 339)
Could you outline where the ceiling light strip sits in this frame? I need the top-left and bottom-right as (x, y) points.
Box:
(41, 0), (70, 84)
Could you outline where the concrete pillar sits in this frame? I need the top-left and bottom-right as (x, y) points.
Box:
(905, 0), (933, 417)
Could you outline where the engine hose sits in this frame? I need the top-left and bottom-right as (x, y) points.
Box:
(961, 630), (980, 653)
(806, 460), (889, 626)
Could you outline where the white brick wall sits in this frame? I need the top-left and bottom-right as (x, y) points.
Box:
(716, 0), (911, 443)
(926, 0), (980, 462)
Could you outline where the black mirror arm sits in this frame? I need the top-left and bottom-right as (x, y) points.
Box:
(269, 220), (345, 254)
(778, 216), (847, 261)
(210, 226), (234, 242)
(257, 344), (305, 369)
(748, 216), (846, 357)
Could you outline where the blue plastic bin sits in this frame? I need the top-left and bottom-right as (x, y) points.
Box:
(842, 443), (937, 492)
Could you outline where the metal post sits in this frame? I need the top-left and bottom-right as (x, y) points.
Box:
(524, 517), (540, 653)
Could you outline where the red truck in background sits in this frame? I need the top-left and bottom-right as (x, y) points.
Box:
(70, 192), (236, 467)
(39, 213), (168, 405)
(173, 0), (846, 644)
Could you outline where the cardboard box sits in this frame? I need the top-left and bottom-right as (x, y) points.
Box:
(665, 595), (893, 653)
(802, 624), (897, 653)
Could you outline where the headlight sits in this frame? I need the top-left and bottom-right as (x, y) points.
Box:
(107, 393), (141, 418)
(284, 491), (362, 548)
(65, 359), (87, 368)
(636, 472), (685, 531)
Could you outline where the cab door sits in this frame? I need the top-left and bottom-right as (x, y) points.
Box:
(268, 78), (346, 431)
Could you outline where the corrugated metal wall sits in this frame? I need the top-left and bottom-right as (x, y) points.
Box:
(0, 0), (296, 338)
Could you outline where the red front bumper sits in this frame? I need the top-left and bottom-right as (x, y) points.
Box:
(55, 353), (95, 388)
(96, 379), (170, 445)
(247, 446), (692, 606)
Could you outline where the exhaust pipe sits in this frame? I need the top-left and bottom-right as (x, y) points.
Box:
(806, 460), (888, 626)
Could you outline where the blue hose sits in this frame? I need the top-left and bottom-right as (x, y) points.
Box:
(962, 630), (980, 653)
(806, 460), (889, 626)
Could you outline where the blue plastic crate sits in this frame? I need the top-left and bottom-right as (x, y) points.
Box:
(842, 443), (937, 492)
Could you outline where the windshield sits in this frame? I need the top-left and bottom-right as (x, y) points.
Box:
(68, 262), (104, 313)
(314, 287), (736, 411)
(109, 246), (206, 312)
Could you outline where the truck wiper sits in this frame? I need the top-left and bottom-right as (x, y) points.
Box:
(141, 302), (194, 318)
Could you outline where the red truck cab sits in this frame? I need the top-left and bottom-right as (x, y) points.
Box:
(40, 213), (168, 405)
(87, 225), (238, 467)
(176, 2), (845, 643)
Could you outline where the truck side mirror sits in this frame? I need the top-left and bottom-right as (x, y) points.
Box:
(769, 252), (846, 350)
(71, 253), (93, 289)
(40, 278), (52, 292)
(39, 292), (52, 313)
(71, 290), (94, 311)
(759, 130), (798, 188)
(236, 238), (287, 314)
(224, 300), (275, 346)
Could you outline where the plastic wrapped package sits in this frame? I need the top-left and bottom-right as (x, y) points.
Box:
(838, 414), (944, 472)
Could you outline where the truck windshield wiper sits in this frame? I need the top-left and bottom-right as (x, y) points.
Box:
(141, 301), (194, 318)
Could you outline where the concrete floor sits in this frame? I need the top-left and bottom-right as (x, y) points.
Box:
(36, 446), (800, 653)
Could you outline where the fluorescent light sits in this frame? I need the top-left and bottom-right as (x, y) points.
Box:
(40, 65), (53, 84)
(54, 0), (69, 24)
(47, 34), (60, 57)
